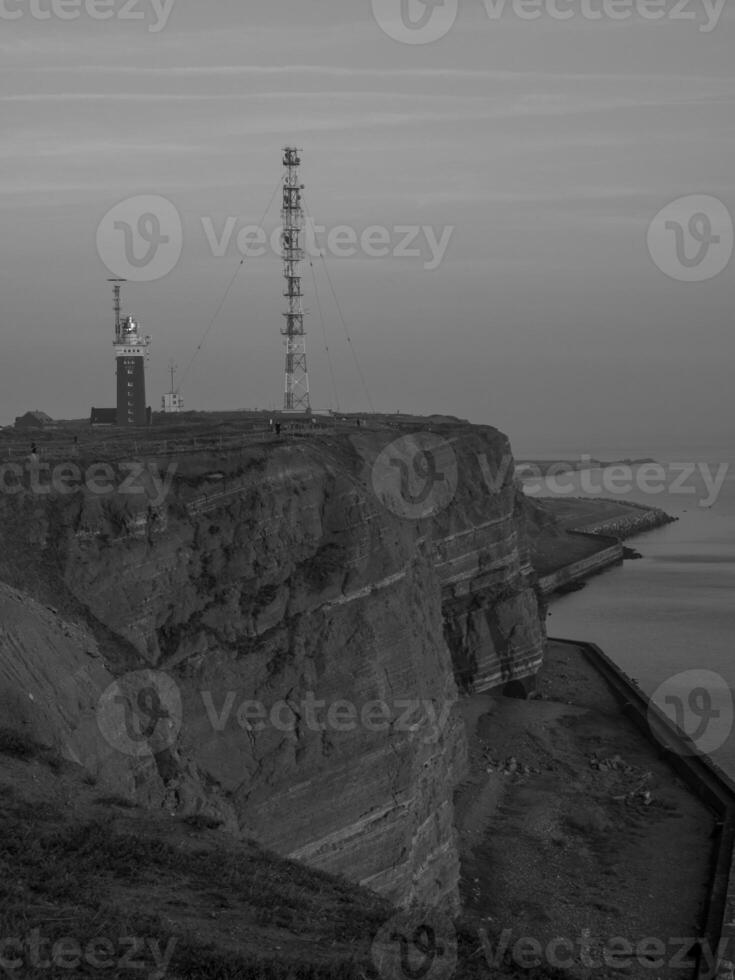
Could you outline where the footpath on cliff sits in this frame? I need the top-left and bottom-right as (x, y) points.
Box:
(455, 640), (714, 980)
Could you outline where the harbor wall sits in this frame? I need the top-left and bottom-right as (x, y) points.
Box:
(550, 637), (735, 980)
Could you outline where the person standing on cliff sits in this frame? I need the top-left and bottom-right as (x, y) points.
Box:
(27, 443), (40, 492)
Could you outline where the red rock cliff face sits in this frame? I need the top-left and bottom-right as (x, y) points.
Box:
(0, 422), (543, 910)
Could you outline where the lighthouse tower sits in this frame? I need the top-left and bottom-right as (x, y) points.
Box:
(109, 279), (151, 427)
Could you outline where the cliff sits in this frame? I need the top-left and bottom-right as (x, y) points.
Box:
(0, 420), (544, 910)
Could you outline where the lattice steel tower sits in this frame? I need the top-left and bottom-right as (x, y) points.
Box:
(281, 147), (311, 413)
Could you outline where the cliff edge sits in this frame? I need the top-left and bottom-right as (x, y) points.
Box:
(0, 420), (544, 910)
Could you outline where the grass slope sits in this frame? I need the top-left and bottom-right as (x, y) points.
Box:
(1, 729), (559, 980)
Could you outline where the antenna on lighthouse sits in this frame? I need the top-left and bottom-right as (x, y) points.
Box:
(108, 277), (126, 343)
(281, 147), (311, 414)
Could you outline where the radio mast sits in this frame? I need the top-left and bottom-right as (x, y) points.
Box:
(281, 147), (311, 413)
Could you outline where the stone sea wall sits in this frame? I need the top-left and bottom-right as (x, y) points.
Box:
(537, 532), (624, 596)
(572, 505), (676, 540)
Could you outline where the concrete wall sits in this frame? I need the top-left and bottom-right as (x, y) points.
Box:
(550, 637), (735, 980)
(537, 531), (623, 596)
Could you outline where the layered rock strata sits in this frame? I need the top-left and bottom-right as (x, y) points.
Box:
(0, 422), (544, 909)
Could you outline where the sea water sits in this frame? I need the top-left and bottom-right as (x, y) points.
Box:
(515, 440), (735, 776)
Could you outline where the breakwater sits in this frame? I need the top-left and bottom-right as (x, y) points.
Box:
(568, 499), (677, 540)
(537, 531), (623, 596)
(535, 501), (677, 595)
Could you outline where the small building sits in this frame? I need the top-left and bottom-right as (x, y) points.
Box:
(14, 411), (53, 429)
(90, 408), (117, 427)
(161, 391), (184, 414)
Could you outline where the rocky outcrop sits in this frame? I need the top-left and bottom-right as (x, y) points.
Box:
(570, 506), (676, 539)
(0, 421), (544, 910)
(0, 581), (239, 828)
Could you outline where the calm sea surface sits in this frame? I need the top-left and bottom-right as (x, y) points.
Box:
(516, 439), (735, 776)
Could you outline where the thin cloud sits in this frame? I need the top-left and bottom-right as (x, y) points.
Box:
(10, 64), (735, 88)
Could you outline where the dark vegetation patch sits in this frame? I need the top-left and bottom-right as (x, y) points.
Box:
(0, 773), (387, 979)
(94, 794), (138, 809)
(181, 812), (223, 830)
(0, 728), (65, 772)
(302, 543), (347, 589)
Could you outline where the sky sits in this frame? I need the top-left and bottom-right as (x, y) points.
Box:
(1, 0), (733, 453)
